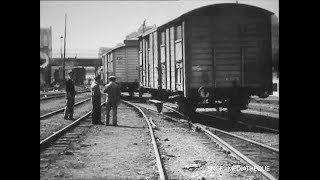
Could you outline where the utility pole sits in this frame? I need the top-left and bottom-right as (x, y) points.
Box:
(63, 13), (67, 83)
(60, 35), (63, 84)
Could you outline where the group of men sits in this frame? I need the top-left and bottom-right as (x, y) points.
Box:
(64, 71), (121, 126)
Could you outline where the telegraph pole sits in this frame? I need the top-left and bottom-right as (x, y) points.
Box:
(63, 13), (67, 83)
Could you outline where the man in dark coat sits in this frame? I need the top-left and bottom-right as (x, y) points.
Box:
(91, 75), (103, 124)
(103, 76), (121, 126)
(64, 71), (76, 120)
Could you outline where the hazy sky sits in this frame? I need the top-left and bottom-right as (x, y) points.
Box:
(40, 0), (279, 58)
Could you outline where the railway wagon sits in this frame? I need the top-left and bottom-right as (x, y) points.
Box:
(72, 67), (86, 85)
(138, 3), (273, 115)
(101, 39), (140, 97)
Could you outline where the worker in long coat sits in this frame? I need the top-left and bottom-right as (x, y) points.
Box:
(91, 75), (103, 124)
(103, 76), (121, 126)
(64, 71), (76, 120)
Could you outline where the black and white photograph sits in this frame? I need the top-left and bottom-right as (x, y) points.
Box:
(40, 0), (279, 179)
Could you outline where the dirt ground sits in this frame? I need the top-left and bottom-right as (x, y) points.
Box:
(40, 103), (158, 179)
(40, 99), (102, 141)
(141, 107), (264, 180)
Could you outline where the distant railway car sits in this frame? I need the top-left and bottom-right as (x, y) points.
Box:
(138, 3), (273, 115)
(40, 51), (51, 86)
(101, 39), (140, 97)
(72, 67), (86, 85)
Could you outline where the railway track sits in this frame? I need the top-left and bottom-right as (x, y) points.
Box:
(165, 104), (278, 179)
(126, 100), (279, 180)
(41, 100), (166, 179)
(40, 103), (101, 152)
(194, 124), (278, 180)
(40, 90), (90, 101)
(198, 111), (279, 133)
(121, 100), (166, 180)
(41, 95), (279, 179)
(40, 98), (91, 120)
(162, 102), (278, 133)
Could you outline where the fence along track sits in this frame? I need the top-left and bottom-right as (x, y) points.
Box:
(121, 100), (167, 180)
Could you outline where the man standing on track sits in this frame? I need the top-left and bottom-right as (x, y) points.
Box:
(91, 74), (103, 125)
(103, 76), (121, 126)
(64, 71), (76, 120)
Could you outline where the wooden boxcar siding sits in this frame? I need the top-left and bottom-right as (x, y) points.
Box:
(157, 23), (185, 92)
(126, 47), (139, 82)
(153, 32), (159, 89)
(142, 38), (146, 86)
(107, 53), (114, 78)
(145, 38), (149, 87)
(139, 41), (143, 87)
(102, 55), (107, 81)
(187, 15), (214, 89)
(149, 34), (154, 88)
(114, 49), (127, 82)
(146, 32), (159, 89)
(211, 10), (271, 87)
(185, 8), (272, 89)
(165, 28), (171, 90)
(160, 40), (166, 89)
(106, 47), (139, 83)
(170, 27), (176, 91)
(182, 21), (187, 95)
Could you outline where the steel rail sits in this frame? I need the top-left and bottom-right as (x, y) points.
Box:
(40, 98), (91, 120)
(194, 124), (277, 180)
(200, 124), (278, 152)
(164, 104), (278, 151)
(199, 112), (279, 133)
(40, 102), (106, 152)
(127, 101), (278, 179)
(163, 104), (189, 119)
(164, 104), (278, 152)
(160, 104), (278, 180)
(40, 90), (90, 101)
(121, 100), (167, 180)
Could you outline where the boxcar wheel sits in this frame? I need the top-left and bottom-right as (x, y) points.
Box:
(139, 90), (143, 98)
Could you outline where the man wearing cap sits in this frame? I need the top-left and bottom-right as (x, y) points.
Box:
(64, 71), (76, 120)
(91, 75), (103, 124)
(103, 75), (121, 126)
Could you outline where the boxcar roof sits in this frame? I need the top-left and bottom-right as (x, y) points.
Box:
(102, 43), (137, 57)
(101, 44), (125, 57)
(138, 3), (274, 37)
(139, 27), (158, 37)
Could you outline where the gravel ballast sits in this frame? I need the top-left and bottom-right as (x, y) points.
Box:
(40, 103), (158, 179)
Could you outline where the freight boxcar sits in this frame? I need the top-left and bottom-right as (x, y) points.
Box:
(101, 39), (140, 97)
(138, 3), (273, 115)
(72, 67), (86, 85)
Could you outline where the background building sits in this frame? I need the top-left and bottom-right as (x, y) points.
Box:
(40, 27), (52, 86)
